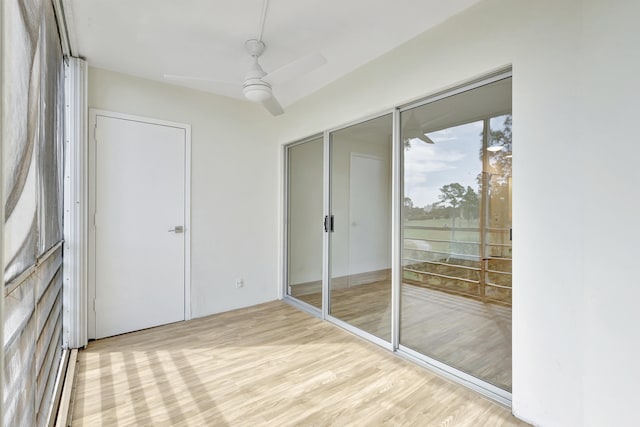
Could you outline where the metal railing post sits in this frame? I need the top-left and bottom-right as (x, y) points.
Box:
(480, 118), (490, 300)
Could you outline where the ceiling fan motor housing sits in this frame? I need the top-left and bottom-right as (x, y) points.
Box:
(243, 80), (272, 102)
(243, 48), (272, 102)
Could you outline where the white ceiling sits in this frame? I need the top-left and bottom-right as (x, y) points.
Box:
(64, 0), (481, 108)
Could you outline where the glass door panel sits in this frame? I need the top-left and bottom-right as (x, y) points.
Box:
(286, 137), (324, 309)
(329, 114), (393, 341)
(400, 78), (513, 391)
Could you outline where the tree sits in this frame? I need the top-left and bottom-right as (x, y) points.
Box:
(404, 197), (414, 208)
(488, 115), (512, 185)
(404, 196), (429, 220)
(475, 114), (512, 196)
(489, 114), (512, 149)
(436, 183), (465, 226)
(435, 183), (481, 226)
(478, 114), (512, 185)
(461, 186), (479, 221)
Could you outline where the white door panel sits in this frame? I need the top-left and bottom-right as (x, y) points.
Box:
(94, 115), (186, 338)
(349, 154), (390, 275)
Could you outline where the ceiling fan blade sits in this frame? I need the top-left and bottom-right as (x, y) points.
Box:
(262, 96), (284, 116)
(262, 53), (326, 85)
(163, 74), (239, 86)
(416, 134), (435, 144)
(163, 74), (243, 99)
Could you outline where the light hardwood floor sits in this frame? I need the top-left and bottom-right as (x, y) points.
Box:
(72, 301), (527, 426)
(298, 281), (512, 390)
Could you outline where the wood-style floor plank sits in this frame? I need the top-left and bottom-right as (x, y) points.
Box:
(298, 281), (512, 390)
(72, 301), (527, 426)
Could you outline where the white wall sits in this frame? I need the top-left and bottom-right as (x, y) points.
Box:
(275, 0), (640, 425)
(88, 67), (280, 317)
(581, 1), (640, 425)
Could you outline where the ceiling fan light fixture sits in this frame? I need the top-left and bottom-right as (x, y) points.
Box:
(243, 82), (272, 102)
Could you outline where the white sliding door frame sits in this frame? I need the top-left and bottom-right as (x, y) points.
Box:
(321, 129), (330, 319)
(63, 57), (88, 349)
(87, 109), (192, 339)
(281, 134), (324, 318)
(391, 108), (401, 351)
(281, 67), (514, 407)
(324, 110), (396, 351)
(394, 69), (514, 406)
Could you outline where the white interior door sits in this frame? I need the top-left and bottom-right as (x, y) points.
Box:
(93, 113), (188, 338)
(348, 154), (390, 276)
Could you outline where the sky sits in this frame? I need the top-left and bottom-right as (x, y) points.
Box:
(404, 120), (483, 208)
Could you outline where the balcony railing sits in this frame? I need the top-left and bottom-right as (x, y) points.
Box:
(403, 225), (512, 305)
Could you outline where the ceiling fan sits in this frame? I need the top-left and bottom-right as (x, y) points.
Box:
(163, 0), (326, 116)
(403, 112), (435, 144)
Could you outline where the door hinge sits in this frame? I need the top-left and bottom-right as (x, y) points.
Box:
(93, 122), (97, 143)
(324, 215), (334, 232)
(93, 299), (96, 312)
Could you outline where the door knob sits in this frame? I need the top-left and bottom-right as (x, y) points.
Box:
(168, 226), (184, 233)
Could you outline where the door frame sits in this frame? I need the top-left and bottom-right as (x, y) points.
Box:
(281, 134), (324, 317)
(324, 112), (396, 351)
(87, 109), (192, 339)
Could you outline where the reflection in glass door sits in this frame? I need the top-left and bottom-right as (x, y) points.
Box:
(286, 137), (324, 309)
(485, 115), (513, 305)
(329, 114), (393, 341)
(400, 78), (513, 391)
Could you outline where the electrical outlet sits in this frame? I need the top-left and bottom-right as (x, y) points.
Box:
(235, 278), (244, 289)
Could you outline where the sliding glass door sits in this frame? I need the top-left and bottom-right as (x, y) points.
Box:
(284, 73), (513, 398)
(328, 114), (393, 342)
(400, 78), (513, 391)
(285, 136), (324, 309)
